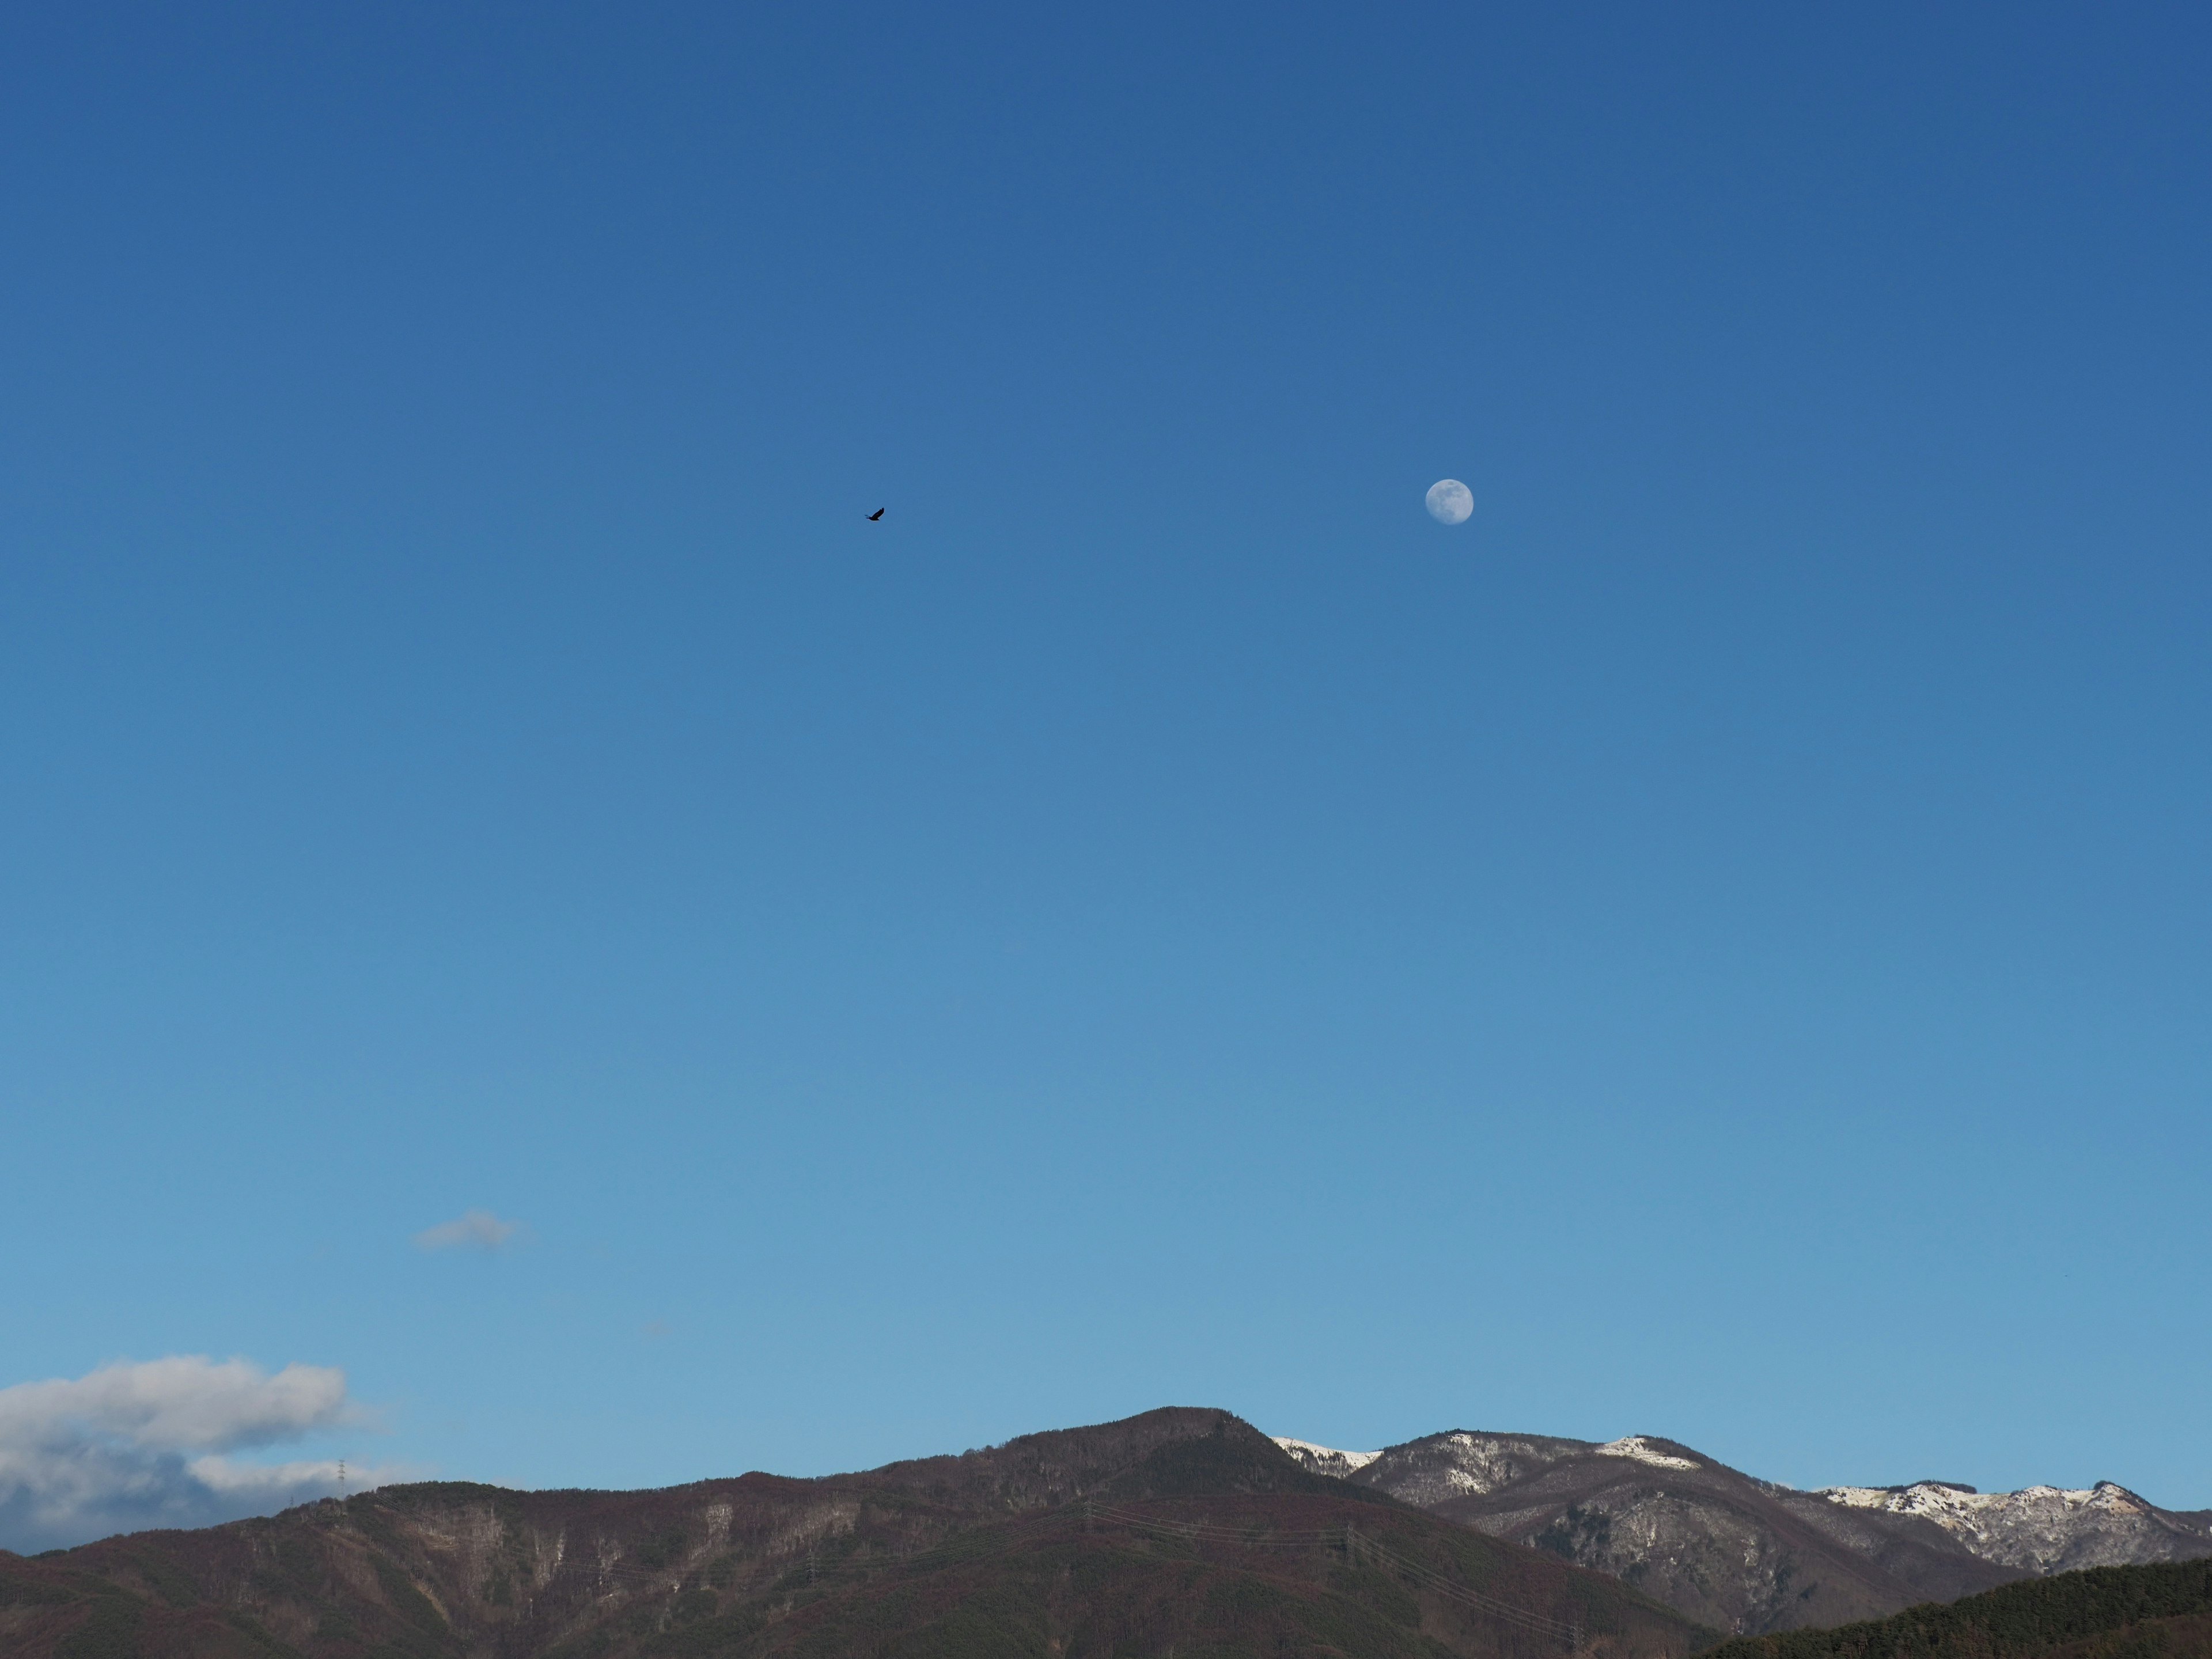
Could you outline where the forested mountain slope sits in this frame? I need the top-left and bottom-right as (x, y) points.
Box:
(0, 1408), (1713, 1659)
(1702, 1558), (2212, 1659)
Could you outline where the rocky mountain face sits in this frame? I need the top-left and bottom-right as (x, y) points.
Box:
(1814, 1480), (2212, 1576)
(1272, 1431), (2212, 1639)
(0, 1410), (1711, 1659)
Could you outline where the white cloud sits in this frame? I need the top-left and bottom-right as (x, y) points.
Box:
(0, 1356), (407, 1554)
(413, 1209), (521, 1252)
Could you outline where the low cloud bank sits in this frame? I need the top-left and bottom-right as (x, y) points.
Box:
(0, 1356), (404, 1554)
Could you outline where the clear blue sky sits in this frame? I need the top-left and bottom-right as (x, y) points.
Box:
(3, 1), (2209, 1543)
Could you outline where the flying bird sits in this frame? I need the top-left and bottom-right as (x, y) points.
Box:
(866, 507), (885, 521)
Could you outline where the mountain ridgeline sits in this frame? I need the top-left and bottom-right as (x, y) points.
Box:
(5, 1411), (2206, 1659)
(1272, 1433), (2212, 1639)
(0, 1409), (1711, 1659)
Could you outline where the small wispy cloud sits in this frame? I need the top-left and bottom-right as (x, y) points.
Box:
(0, 1355), (411, 1554)
(413, 1209), (521, 1252)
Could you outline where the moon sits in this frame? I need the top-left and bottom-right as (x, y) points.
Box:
(1426, 479), (1473, 525)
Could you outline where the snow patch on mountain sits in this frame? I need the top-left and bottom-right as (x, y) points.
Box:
(1821, 1482), (2124, 1522)
(1596, 1437), (1700, 1471)
(1815, 1480), (2202, 1573)
(1271, 1437), (1380, 1478)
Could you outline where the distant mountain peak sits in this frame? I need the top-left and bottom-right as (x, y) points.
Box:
(1812, 1477), (2198, 1572)
(1818, 1479), (2150, 1517)
(1271, 1425), (2211, 1636)
(1266, 1435), (1381, 1478)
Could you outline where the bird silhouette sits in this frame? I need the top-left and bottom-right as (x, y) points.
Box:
(866, 507), (885, 521)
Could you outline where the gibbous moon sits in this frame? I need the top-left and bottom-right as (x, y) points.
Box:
(1426, 479), (1473, 525)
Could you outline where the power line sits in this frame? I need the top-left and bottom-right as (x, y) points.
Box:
(1345, 1525), (1581, 1646)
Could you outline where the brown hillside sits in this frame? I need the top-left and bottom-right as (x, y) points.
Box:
(0, 1408), (1713, 1659)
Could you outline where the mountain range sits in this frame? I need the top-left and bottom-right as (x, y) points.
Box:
(5, 1410), (2206, 1658)
(1272, 1431), (2212, 1637)
(0, 1409), (1709, 1659)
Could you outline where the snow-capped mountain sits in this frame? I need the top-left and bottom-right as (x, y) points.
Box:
(1267, 1437), (1381, 1480)
(1272, 1430), (2212, 1638)
(1816, 1478), (2210, 1574)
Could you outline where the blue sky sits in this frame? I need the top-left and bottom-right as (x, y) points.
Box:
(3, 1), (2209, 1548)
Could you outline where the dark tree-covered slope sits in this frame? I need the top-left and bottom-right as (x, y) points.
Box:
(1702, 1559), (2212, 1659)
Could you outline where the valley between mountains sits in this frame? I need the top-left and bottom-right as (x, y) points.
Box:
(2, 1409), (2206, 1659)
